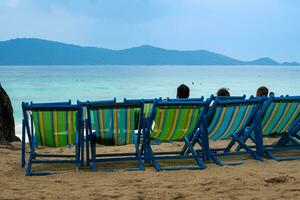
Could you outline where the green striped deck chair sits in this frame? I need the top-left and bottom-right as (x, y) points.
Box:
(87, 100), (144, 172)
(77, 100), (116, 164)
(144, 100), (210, 171)
(256, 96), (300, 160)
(200, 98), (264, 166)
(21, 102), (83, 176)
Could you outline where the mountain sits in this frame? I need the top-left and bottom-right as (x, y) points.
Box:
(0, 38), (295, 65)
(281, 61), (300, 66)
(247, 57), (279, 65)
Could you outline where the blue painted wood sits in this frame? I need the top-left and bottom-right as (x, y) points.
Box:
(87, 99), (145, 172)
(23, 101), (83, 176)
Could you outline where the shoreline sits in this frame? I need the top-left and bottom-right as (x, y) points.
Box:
(15, 123), (23, 141)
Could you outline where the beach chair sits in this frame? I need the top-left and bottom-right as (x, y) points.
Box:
(143, 99), (210, 171)
(238, 96), (300, 160)
(191, 98), (265, 166)
(79, 99), (116, 166)
(21, 100), (72, 167)
(21, 102), (83, 176)
(86, 100), (144, 171)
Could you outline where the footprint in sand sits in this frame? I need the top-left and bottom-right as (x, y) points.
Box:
(264, 176), (296, 184)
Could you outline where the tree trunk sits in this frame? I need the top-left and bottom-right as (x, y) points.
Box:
(0, 84), (20, 144)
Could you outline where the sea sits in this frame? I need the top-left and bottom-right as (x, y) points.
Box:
(0, 65), (299, 138)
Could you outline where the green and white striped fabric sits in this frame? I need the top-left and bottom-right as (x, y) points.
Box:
(261, 101), (300, 136)
(32, 110), (77, 147)
(91, 107), (137, 146)
(150, 105), (204, 141)
(208, 104), (256, 141)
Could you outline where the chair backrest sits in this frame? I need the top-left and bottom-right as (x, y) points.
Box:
(166, 97), (205, 101)
(124, 98), (161, 119)
(207, 99), (263, 141)
(87, 101), (144, 146)
(211, 95), (246, 101)
(79, 99), (116, 121)
(260, 96), (300, 136)
(149, 100), (209, 141)
(23, 102), (82, 147)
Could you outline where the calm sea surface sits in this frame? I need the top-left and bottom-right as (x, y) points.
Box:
(0, 65), (299, 134)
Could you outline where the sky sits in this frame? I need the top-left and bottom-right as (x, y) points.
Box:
(0, 0), (299, 62)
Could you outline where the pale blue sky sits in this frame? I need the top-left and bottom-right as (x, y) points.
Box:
(0, 0), (299, 62)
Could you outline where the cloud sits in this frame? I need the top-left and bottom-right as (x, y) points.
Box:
(0, 0), (299, 62)
(2, 0), (20, 8)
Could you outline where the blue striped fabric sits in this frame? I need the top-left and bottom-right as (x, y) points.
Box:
(261, 101), (300, 136)
(208, 104), (255, 141)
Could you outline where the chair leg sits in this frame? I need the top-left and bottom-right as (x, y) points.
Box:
(195, 137), (206, 160)
(135, 142), (144, 170)
(224, 138), (237, 152)
(86, 120), (90, 166)
(232, 134), (261, 160)
(143, 136), (152, 164)
(81, 124), (84, 166)
(183, 137), (206, 170)
(21, 119), (26, 168)
(91, 141), (97, 172)
(146, 143), (160, 171)
(225, 130), (248, 153)
(210, 153), (224, 166)
(75, 141), (80, 172)
(26, 150), (34, 176)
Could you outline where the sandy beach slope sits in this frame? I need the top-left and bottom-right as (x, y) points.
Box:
(0, 141), (299, 200)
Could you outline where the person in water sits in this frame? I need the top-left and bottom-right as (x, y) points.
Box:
(177, 84), (190, 98)
(269, 92), (275, 97)
(217, 88), (230, 96)
(256, 86), (269, 97)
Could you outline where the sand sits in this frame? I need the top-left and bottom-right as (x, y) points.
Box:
(0, 141), (299, 200)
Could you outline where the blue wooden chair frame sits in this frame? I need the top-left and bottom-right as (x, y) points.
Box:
(86, 99), (145, 172)
(210, 95), (246, 101)
(187, 98), (265, 166)
(22, 102), (83, 176)
(21, 100), (72, 168)
(166, 97), (205, 101)
(143, 99), (211, 171)
(234, 96), (300, 161)
(78, 99), (116, 166)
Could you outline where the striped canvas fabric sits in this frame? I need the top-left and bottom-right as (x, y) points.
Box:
(208, 104), (255, 141)
(91, 108), (137, 146)
(261, 101), (300, 136)
(143, 103), (153, 119)
(150, 105), (203, 141)
(32, 110), (77, 147)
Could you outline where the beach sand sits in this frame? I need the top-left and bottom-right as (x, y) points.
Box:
(0, 140), (299, 200)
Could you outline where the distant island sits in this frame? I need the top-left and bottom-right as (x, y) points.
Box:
(0, 38), (298, 66)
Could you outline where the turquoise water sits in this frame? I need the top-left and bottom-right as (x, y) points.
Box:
(1, 65), (300, 129)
